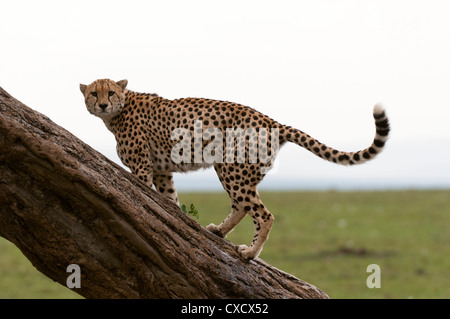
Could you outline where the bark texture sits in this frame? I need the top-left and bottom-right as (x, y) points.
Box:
(0, 86), (329, 299)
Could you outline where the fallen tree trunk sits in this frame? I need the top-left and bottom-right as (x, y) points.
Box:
(0, 86), (329, 299)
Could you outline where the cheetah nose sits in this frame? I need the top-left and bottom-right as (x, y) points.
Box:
(99, 104), (108, 111)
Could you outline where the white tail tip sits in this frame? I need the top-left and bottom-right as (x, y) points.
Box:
(373, 103), (385, 115)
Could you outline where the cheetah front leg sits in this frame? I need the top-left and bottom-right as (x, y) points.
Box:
(128, 155), (154, 187)
(119, 141), (155, 188)
(153, 173), (179, 205)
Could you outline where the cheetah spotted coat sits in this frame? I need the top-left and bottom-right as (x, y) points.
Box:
(80, 79), (390, 259)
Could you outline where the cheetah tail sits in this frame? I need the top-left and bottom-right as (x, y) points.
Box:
(281, 104), (390, 166)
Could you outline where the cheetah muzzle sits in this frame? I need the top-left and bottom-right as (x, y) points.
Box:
(80, 78), (390, 260)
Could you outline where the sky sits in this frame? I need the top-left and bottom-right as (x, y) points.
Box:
(1, 0), (449, 190)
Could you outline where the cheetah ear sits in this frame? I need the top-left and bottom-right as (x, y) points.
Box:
(80, 84), (87, 95)
(116, 79), (128, 91)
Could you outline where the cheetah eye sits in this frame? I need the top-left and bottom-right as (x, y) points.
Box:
(90, 92), (97, 97)
(108, 91), (115, 97)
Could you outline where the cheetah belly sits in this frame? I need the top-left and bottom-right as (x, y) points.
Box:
(150, 152), (212, 173)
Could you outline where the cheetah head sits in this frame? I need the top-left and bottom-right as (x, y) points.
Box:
(80, 79), (128, 120)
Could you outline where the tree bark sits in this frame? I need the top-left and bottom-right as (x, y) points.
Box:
(0, 86), (329, 299)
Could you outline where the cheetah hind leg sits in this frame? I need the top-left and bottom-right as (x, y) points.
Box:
(206, 164), (248, 238)
(206, 200), (246, 238)
(236, 197), (274, 260)
(208, 184), (275, 260)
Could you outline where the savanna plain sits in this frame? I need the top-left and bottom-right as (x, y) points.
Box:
(1, 190), (448, 299)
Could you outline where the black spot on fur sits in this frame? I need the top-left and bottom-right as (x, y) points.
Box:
(374, 139), (385, 147)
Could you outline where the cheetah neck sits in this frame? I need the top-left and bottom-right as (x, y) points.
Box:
(103, 90), (160, 133)
(102, 116), (116, 132)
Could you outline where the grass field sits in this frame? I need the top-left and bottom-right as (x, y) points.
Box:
(1, 190), (449, 299)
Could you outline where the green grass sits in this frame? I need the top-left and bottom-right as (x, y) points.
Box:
(1, 190), (449, 298)
(0, 239), (81, 299)
(178, 190), (450, 299)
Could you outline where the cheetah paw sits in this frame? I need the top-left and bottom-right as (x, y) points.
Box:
(236, 244), (256, 260)
(206, 223), (224, 237)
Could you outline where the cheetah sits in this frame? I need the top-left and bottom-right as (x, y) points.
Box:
(80, 79), (390, 260)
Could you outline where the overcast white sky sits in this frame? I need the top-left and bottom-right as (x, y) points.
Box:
(1, 0), (449, 190)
